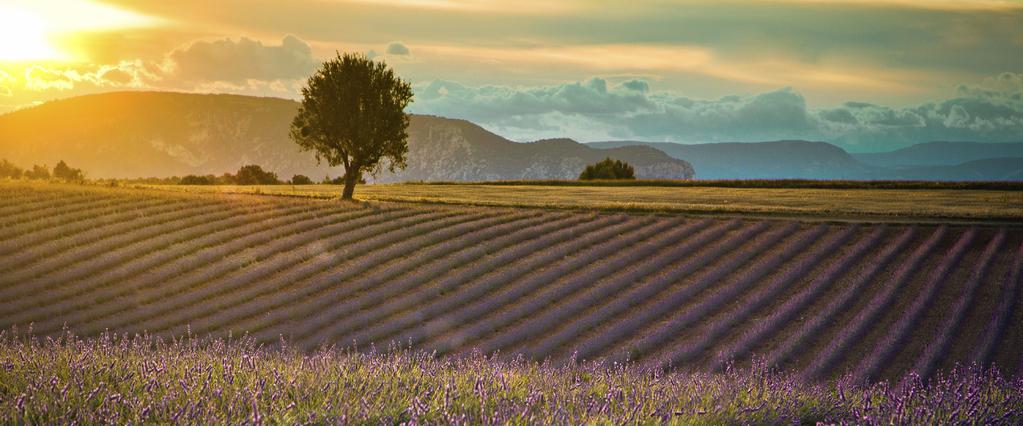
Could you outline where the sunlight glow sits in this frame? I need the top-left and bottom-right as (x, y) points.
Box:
(0, 6), (62, 61)
(0, 0), (159, 63)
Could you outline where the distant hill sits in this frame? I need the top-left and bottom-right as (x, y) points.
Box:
(592, 140), (1023, 181)
(885, 157), (1023, 181)
(589, 140), (874, 179)
(0, 92), (693, 181)
(853, 141), (1023, 168)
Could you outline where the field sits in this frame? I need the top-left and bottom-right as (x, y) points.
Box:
(2, 334), (1020, 424)
(139, 182), (1023, 223)
(2, 180), (1022, 386)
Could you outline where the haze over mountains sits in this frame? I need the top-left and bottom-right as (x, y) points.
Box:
(0, 92), (692, 181)
(0, 91), (1020, 181)
(591, 140), (1023, 181)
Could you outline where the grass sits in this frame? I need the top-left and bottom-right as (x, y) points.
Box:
(410, 179), (1023, 190)
(135, 183), (1023, 223)
(1, 333), (1020, 424)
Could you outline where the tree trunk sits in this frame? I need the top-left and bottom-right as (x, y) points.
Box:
(341, 168), (359, 200)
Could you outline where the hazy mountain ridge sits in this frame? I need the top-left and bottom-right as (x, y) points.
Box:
(590, 140), (872, 179)
(852, 141), (1023, 168)
(0, 92), (693, 181)
(591, 140), (1023, 180)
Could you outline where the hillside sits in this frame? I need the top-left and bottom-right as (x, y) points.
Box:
(589, 140), (873, 179)
(885, 158), (1023, 181)
(854, 141), (1023, 168)
(2, 182), (1021, 383)
(591, 140), (1023, 180)
(0, 92), (693, 181)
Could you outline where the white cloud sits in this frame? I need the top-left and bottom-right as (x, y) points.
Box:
(165, 35), (317, 84)
(412, 75), (1023, 150)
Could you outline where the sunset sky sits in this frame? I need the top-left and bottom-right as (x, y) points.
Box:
(0, 0), (1021, 151)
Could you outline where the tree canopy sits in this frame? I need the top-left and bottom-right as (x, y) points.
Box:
(579, 157), (636, 180)
(53, 160), (85, 182)
(290, 52), (413, 199)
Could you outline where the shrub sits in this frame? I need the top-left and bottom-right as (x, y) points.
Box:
(579, 157), (635, 180)
(290, 174), (313, 185)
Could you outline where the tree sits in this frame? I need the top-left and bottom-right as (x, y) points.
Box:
(25, 164), (50, 180)
(290, 174), (313, 185)
(235, 164), (280, 185)
(290, 52), (413, 199)
(0, 159), (23, 179)
(52, 160), (85, 182)
(180, 175), (214, 185)
(579, 157), (636, 180)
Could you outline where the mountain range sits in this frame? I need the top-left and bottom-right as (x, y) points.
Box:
(589, 141), (1023, 181)
(0, 91), (1020, 181)
(0, 92), (692, 181)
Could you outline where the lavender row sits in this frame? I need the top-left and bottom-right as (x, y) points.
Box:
(415, 218), (687, 354)
(275, 212), (568, 347)
(763, 227), (916, 370)
(11, 203), (344, 332)
(710, 226), (886, 371)
(0, 200), (253, 301)
(298, 216), (617, 350)
(802, 227), (947, 381)
(0, 191), (103, 229)
(470, 219), (726, 356)
(150, 211), (540, 341)
(640, 224), (831, 370)
(36, 208), (423, 336)
(674, 225), (858, 370)
(524, 220), (744, 361)
(568, 221), (773, 364)
(597, 221), (802, 364)
(853, 229), (976, 382)
(345, 216), (659, 350)
(0, 196), (174, 252)
(972, 242), (1023, 366)
(910, 230), (1004, 382)
(91, 210), (474, 337)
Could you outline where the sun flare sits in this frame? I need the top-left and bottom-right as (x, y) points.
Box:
(0, 6), (63, 61)
(0, 0), (159, 63)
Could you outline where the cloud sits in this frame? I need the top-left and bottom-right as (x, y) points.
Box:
(386, 42), (411, 56)
(411, 74), (1023, 150)
(19, 62), (153, 93)
(165, 35), (317, 84)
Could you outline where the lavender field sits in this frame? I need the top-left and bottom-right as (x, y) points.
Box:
(2, 182), (1022, 385)
(1, 333), (1021, 424)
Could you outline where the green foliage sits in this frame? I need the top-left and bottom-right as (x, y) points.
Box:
(579, 157), (635, 180)
(179, 166), (281, 185)
(24, 164), (50, 180)
(52, 160), (85, 182)
(0, 159), (23, 179)
(290, 174), (313, 185)
(290, 52), (413, 199)
(180, 175), (215, 185)
(235, 164), (281, 185)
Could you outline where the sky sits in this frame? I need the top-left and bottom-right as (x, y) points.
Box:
(0, 0), (1021, 151)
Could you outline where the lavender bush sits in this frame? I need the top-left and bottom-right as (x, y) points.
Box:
(1, 332), (1019, 425)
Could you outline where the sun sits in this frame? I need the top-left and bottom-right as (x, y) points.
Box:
(0, 1), (159, 63)
(0, 6), (64, 61)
